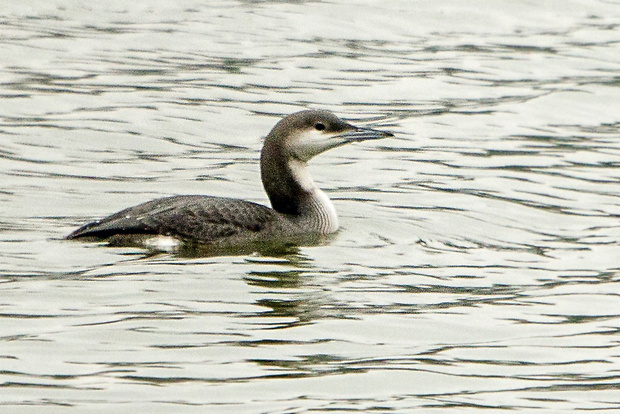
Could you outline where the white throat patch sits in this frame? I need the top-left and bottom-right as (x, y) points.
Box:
(288, 159), (339, 233)
(289, 129), (346, 162)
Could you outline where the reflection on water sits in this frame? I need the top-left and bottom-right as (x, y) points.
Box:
(1, 0), (620, 411)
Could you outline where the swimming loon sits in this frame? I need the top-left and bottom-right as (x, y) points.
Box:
(67, 110), (392, 250)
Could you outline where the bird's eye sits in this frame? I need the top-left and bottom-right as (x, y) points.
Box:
(314, 122), (326, 131)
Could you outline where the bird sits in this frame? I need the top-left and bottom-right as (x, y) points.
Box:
(66, 109), (392, 253)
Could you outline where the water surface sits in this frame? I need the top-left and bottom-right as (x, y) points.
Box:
(1, 0), (619, 412)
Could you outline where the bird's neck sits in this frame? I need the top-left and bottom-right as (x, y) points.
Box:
(261, 146), (338, 234)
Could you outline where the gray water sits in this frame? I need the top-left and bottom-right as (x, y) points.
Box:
(1, 0), (620, 412)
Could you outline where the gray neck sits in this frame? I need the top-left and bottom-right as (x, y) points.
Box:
(260, 141), (338, 234)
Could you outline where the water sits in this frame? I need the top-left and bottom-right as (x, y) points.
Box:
(1, 0), (620, 412)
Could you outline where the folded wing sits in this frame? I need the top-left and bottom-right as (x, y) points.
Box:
(66, 195), (278, 242)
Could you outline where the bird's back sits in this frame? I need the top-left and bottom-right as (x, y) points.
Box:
(67, 195), (281, 243)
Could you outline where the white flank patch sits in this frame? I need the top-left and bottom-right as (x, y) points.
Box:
(144, 235), (181, 252)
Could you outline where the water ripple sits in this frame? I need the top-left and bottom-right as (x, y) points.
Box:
(1, 0), (619, 412)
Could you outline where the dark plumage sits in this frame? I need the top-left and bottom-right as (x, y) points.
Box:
(67, 196), (279, 242)
(67, 110), (392, 250)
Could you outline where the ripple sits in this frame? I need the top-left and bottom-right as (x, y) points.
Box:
(1, 0), (619, 412)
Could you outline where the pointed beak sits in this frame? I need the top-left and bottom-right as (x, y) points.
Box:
(336, 125), (394, 142)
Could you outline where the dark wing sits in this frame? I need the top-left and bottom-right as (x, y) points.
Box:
(66, 195), (278, 242)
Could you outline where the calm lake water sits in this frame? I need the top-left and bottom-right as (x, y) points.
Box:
(1, 0), (620, 412)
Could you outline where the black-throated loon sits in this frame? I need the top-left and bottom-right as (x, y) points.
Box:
(67, 110), (392, 251)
